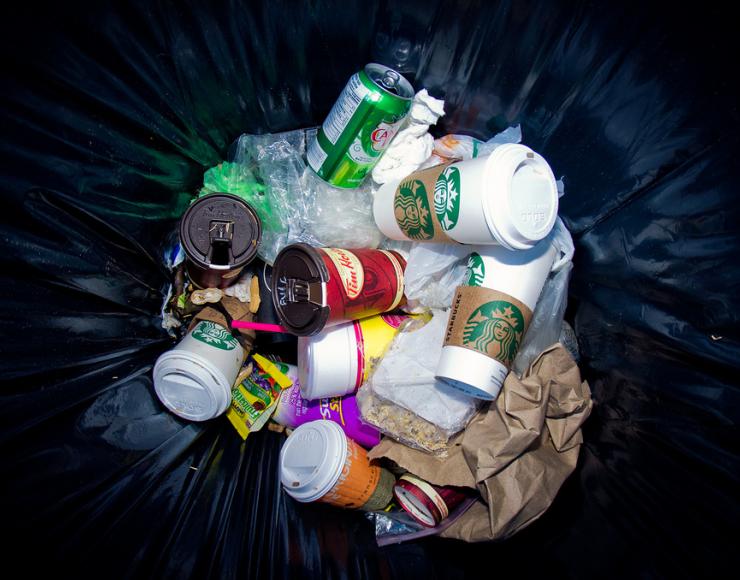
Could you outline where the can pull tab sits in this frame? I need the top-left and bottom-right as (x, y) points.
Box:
(282, 278), (323, 306)
(379, 70), (400, 93)
(208, 220), (233, 265)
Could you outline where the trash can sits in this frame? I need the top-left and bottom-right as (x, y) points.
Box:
(1, 1), (737, 577)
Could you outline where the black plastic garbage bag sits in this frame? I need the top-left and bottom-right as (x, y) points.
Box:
(1, 1), (738, 577)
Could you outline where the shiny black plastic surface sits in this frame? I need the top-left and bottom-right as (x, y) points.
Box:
(1, 1), (738, 577)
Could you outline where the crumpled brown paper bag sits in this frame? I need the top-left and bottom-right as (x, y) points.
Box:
(368, 343), (592, 542)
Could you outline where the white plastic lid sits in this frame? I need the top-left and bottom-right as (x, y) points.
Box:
(298, 322), (359, 400)
(153, 350), (232, 421)
(279, 420), (348, 502)
(483, 143), (558, 250)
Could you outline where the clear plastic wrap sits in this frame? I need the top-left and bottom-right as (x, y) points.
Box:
(402, 243), (469, 311)
(366, 496), (479, 546)
(357, 310), (479, 453)
(511, 218), (575, 375)
(298, 169), (382, 250)
(205, 129), (382, 264)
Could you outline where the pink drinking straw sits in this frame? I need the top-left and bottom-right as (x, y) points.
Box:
(231, 320), (289, 333)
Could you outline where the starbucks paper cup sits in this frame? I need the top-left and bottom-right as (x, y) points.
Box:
(153, 320), (246, 421)
(279, 420), (386, 509)
(373, 143), (558, 250)
(436, 241), (556, 400)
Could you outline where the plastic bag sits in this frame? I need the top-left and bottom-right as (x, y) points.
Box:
(298, 169), (382, 250)
(402, 243), (469, 311)
(512, 217), (575, 374)
(357, 310), (479, 453)
(368, 496), (479, 546)
(218, 130), (381, 264)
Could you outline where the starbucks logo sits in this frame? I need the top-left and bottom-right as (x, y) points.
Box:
(462, 300), (525, 366)
(394, 178), (435, 240)
(465, 253), (485, 286)
(434, 166), (461, 231)
(192, 321), (239, 351)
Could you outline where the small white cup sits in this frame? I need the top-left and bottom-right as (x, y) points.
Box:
(374, 143), (558, 250)
(436, 240), (557, 400)
(298, 322), (359, 400)
(153, 320), (246, 421)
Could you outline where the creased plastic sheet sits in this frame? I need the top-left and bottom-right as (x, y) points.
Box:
(1, 1), (738, 578)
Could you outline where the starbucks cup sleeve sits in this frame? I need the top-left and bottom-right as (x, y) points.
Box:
(190, 296), (256, 352)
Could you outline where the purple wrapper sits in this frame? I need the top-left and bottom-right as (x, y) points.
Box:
(273, 384), (381, 448)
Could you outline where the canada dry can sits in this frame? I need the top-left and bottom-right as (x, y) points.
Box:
(307, 63), (414, 188)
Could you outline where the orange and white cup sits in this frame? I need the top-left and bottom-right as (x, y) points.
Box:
(279, 420), (382, 509)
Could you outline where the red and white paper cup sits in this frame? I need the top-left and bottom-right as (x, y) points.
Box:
(393, 474), (470, 528)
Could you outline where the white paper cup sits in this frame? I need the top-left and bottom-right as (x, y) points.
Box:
(280, 420), (384, 509)
(298, 314), (407, 400)
(298, 322), (358, 400)
(280, 421), (347, 503)
(373, 143), (558, 250)
(436, 240), (557, 399)
(153, 320), (246, 421)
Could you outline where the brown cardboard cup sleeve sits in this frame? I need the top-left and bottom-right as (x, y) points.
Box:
(444, 285), (533, 369)
(393, 163), (456, 243)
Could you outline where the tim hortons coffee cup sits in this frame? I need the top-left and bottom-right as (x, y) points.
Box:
(271, 243), (406, 336)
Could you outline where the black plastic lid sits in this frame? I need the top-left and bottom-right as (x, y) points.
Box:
(179, 193), (261, 270)
(270, 243), (330, 336)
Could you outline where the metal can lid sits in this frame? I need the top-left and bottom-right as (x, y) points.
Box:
(364, 63), (414, 100)
(271, 243), (330, 336)
(180, 193), (261, 270)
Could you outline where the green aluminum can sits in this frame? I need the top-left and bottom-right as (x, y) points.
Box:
(307, 63), (414, 188)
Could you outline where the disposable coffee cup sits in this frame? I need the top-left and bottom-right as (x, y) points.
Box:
(373, 143), (558, 250)
(393, 474), (469, 528)
(279, 420), (388, 509)
(436, 240), (556, 400)
(153, 320), (246, 421)
(180, 193), (262, 289)
(271, 243), (406, 336)
(297, 313), (408, 400)
(254, 262), (297, 350)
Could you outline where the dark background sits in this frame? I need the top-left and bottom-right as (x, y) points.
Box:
(1, 1), (738, 578)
